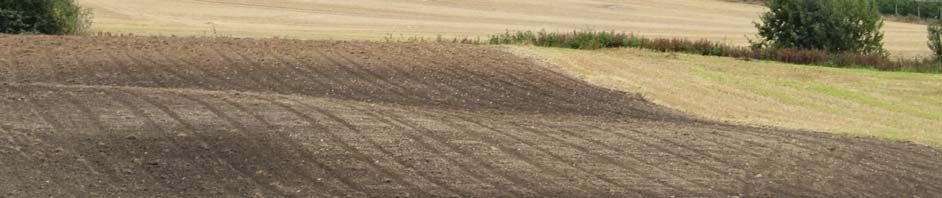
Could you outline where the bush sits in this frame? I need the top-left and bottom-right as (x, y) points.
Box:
(0, 0), (92, 35)
(929, 21), (942, 61)
(0, 9), (30, 33)
(755, 0), (887, 56)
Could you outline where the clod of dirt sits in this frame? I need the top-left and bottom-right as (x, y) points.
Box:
(146, 160), (160, 166)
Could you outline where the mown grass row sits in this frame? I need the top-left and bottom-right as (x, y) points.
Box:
(483, 30), (942, 73)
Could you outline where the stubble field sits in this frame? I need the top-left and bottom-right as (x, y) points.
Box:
(80, 0), (930, 57)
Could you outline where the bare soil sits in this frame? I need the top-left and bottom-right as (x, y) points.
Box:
(1, 35), (940, 197)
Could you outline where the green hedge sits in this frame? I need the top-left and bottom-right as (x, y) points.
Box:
(0, 0), (90, 35)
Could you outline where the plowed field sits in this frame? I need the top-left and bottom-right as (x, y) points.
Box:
(1, 35), (941, 197)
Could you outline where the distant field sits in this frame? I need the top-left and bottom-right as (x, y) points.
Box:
(79, 0), (931, 57)
(512, 46), (942, 146)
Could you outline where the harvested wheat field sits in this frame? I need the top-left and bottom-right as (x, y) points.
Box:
(79, 0), (930, 57)
(1, 35), (941, 197)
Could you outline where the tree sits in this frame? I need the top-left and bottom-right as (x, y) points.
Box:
(754, 0), (887, 56)
(0, 0), (91, 35)
(929, 21), (942, 61)
(0, 9), (30, 33)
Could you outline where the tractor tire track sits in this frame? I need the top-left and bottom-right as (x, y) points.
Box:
(338, 107), (485, 198)
(118, 90), (286, 196)
(346, 104), (534, 197)
(358, 44), (524, 112)
(387, 109), (654, 196)
(269, 48), (501, 197)
(122, 49), (190, 88)
(157, 46), (253, 91)
(711, 124), (942, 194)
(699, 121), (942, 193)
(436, 46), (624, 116)
(504, 119), (727, 196)
(56, 89), (158, 192)
(176, 93), (311, 197)
(273, 96), (458, 197)
(222, 47), (299, 94)
(582, 123), (815, 197)
(650, 123), (898, 196)
(208, 47), (286, 93)
(5, 86), (125, 196)
(253, 95), (438, 197)
(215, 96), (367, 197)
(316, 48), (423, 102)
(615, 122), (869, 196)
(440, 112), (628, 197)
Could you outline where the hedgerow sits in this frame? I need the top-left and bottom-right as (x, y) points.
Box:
(485, 30), (941, 73)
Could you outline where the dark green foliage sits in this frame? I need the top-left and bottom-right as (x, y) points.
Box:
(755, 0), (887, 56)
(488, 30), (942, 73)
(929, 21), (942, 61)
(0, 0), (91, 34)
(488, 30), (633, 49)
(875, 0), (942, 20)
(0, 9), (30, 33)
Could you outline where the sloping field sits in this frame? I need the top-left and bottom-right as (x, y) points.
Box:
(1, 35), (941, 197)
(512, 47), (942, 147)
(78, 0), (930, 57)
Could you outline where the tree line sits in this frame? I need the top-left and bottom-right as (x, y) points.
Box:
(877, 0), (942, 19)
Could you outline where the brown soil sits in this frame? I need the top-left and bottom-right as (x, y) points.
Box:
(1, 35), (940, 197)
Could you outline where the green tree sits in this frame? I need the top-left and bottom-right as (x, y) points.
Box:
(0, 9), (30, 33)
(754, 0), (887, 56)
(0, 0), (91, 34)
(929, 21), (942, 61)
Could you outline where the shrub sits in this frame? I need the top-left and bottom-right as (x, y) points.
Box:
(929, 21), (942, 61)
(0, 9), (30, 33)
(755, 0), (887, 56)
(0, 0), (92, 35)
